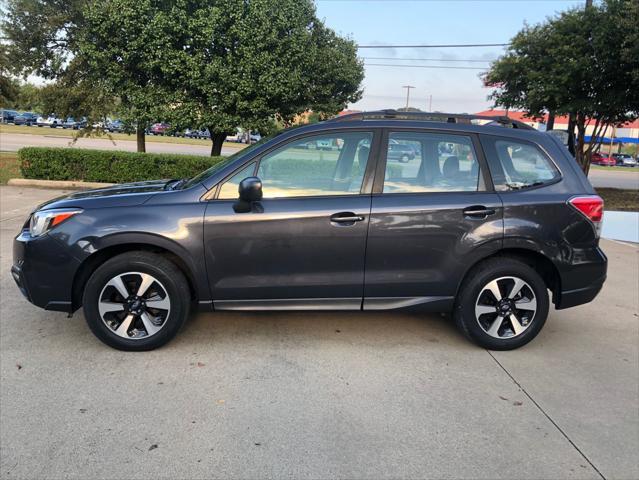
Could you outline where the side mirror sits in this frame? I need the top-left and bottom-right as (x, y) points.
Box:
(234, 177), (263, 213)
(239, 176), (263, 202)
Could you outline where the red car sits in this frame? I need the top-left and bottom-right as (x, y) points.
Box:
(591, 152), (616, 166)
(149, 122), (171, 135)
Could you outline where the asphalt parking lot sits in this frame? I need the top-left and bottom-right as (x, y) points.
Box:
(1, 186), (637, 480)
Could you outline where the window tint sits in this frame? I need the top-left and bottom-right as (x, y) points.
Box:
(485, 138), (560, 191)
(218, 163), (256, 199)
(257, 132), (372, 198)
(383, 132), (482, 193)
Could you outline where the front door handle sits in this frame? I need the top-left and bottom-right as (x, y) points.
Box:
(463, 206), (496, 219)
(330, 212), (365, 225)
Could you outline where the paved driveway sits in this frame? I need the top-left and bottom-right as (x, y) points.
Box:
(1, 186), (637, 480)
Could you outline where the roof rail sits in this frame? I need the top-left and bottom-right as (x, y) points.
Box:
(328, 109), (535, 130)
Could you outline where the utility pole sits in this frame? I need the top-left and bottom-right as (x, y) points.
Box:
(402, 85), (415, 109)
(428, 94), (433, 111)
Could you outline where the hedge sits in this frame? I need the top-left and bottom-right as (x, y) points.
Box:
(18, 147), (225, 183)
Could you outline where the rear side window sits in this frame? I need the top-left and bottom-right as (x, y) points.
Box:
(481, 137), (560, 191)
(382, 132), (483, 193)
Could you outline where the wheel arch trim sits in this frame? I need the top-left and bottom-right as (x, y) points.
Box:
(70, 233), (208, 311)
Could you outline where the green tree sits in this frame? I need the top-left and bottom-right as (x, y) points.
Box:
(1, 46), (20, 107)
(145, 0), (363, 155)
(2, 0), (119, 134)
(2, 0), (86, 80)
(484, 0), (639, 173)
(78, 0), (182, 152)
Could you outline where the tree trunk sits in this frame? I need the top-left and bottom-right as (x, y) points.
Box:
(567, 113), (577, 156)
(546, 111), (555, 130)
(210, 131), (227, 157)
(136, 124), (146, 153)
(575, 114), (589, 175)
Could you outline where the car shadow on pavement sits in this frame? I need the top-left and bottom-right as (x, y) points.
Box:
(172, 309), (473, 352)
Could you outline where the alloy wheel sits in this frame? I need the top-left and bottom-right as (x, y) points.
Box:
(98, 272), (171, 339)
(474, 276), (537, 339)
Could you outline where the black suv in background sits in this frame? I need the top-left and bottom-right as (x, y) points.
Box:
(12, 111), (607, 351)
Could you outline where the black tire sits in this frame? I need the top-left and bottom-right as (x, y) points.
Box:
(82, 252), (190, 351)
(453, 257), (549, 350)
(400, 154), (409, 163)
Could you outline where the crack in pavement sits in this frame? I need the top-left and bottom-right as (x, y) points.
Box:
(486, 350), (606, 480)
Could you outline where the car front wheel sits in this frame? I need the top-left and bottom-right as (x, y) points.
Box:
(454, 257), (549, 350)
(83, 252), (191, 351)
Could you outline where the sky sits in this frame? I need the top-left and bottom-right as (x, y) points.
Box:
(315, 0), (586, 113)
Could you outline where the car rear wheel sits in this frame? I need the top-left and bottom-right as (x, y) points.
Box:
(400, 154), (410, 163)
(83, 252), (190, 351)
(453, 257), (549, 350)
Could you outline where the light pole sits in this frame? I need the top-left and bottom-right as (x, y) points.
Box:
(402, 85), (415, 109)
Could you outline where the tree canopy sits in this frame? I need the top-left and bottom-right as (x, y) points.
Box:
(4, 0), (364, 155)
(78, 0), (363, 155)
(484, 0), (639, 172)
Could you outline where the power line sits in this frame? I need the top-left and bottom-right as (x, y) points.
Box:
(357, 43), (509, 48)
(364, 63), (488, 70)
(360, 56), (495, 63)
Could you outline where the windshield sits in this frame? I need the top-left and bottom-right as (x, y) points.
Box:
(180, 134), (277, 189)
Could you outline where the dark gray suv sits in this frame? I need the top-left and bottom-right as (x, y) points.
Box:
(12, 111), (607, 351)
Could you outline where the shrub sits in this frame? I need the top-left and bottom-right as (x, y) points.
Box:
(18, 147), (225, 183)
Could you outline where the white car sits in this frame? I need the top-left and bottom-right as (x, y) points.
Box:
(36, 116), (63, 128)
(226, 129), (243, 142)
(612, 153), (637, 167)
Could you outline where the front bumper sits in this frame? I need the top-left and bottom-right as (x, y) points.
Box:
(12, 229), (81, 313)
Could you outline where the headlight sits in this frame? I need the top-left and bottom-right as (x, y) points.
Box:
(29, 208), (83, 237)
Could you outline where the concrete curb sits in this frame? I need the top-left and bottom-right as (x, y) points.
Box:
(602, 210), (639, 243)
(7, 178), (115, 190)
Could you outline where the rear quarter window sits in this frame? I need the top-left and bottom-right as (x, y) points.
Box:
(480, 136), (561, 191)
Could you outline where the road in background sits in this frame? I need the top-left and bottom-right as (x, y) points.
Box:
(2, 132), (639, 189)
(588, 168), (639, 190)
(1, 186), (637, 480)
(0, 132), (241, 157)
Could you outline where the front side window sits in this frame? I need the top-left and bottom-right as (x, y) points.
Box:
(256, 132), (373, 198)
(383, 132), (482, 193)
(482, 137), (560, 191)
(218, 163), (256, 199)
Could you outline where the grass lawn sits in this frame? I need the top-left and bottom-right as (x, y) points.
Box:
(596, 188), (639, 212)
(0, 151), (21, 184)
(0, 124), (246, 150)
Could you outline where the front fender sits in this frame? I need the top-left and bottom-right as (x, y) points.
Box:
(49, 201), (210, 303)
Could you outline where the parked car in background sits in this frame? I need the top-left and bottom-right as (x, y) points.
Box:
(149, 123), (171, 136)
(105, 119), (125, 133)
(11, 110), (607, 351)
(36, 115), (64, 128)
(387, 141), (417, 163)
(226, 129), (243, 142)
(63, 117), (88, 130)
(13, 112), (38, 126)
(185, 128), (210, 139)
(590, 152), (616, 166)
(246, 131), (261, 144)
(612, 153), (637, 167)
(1, 110), (19, 123)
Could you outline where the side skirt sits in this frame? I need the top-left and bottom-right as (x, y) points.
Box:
(213, 296), (454, 312)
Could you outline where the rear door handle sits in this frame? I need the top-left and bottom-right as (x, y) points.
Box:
(330, 212), (365, 225)
(463, 206), (496, 219)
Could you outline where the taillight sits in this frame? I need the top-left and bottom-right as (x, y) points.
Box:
(569, 195), (604, 237)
